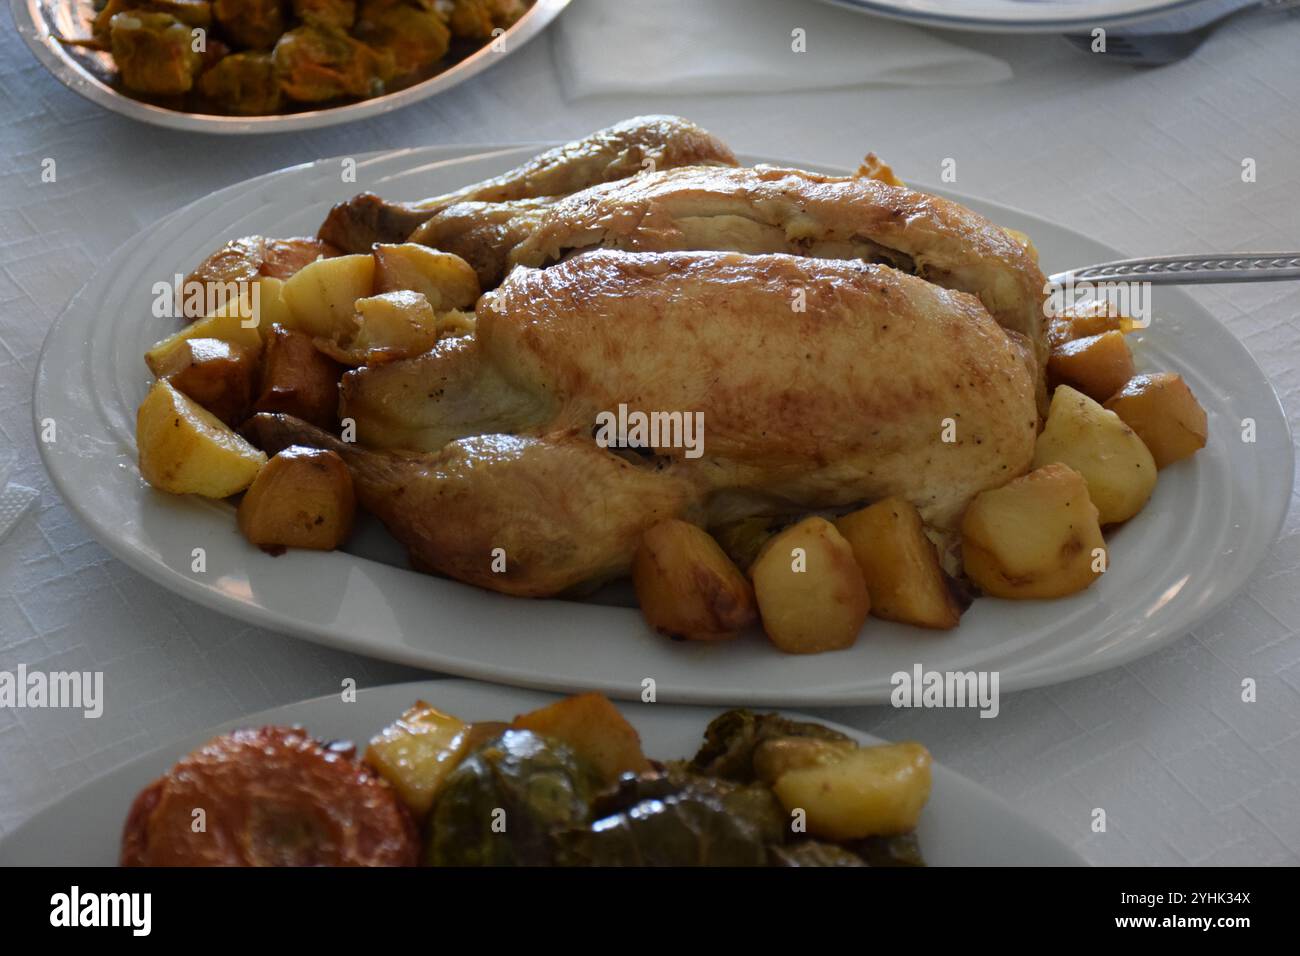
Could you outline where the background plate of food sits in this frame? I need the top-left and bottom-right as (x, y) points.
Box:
(819, 0), (1245, 33)
(0, 678), (1085, 865)
(11, 0), (569, 133)
(33, 118), (1292, 705)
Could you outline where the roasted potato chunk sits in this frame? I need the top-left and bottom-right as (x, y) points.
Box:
(137, 379), (266, 497)
(752, 736), (856, 785)
(236, 445), (355, 550)
(511, 693), (653, 785)
(1048, 300), (1138, 349)
(365, 701), (471, 818)
(185, 236), (333, 291)
(1032, 385), (1157, 524)
(145, 290), (268, 374)
(1048, 330), (1136, 402)
(281, 253), (375, 338)
(632, 519), (757, 641)
(772, 742), (932, 840)
(835, 497), (960, 630)
(153, 337), (256, 426)
(353, 291), (441, 360)
(1104, 372), (1207, 469)
(750, 517), (870, 654)
(253, 324), (345, 429)
(372, 244), (480, 310)
(962, 463), (1106, 599)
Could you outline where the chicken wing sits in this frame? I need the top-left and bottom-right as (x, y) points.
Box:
(317, 114), (738, 253)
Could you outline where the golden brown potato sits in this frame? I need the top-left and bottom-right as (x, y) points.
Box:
(253, 324), (345, 429)
(236, 445), (356, 551)
(1047, 300), (1137, 349)
(365, 701), (471, 818)
(1048, 330), (1136, 402)
(835, 497), (960, 630)
(632, 519), (757, 641)
(1032, 385), (1157, 525)
(752, 736), (856, 786)
(749, 517), (870, 654)
(137, 379), (266, 498)
(280, 253), (375, 338)
(145, 293), (266, 374)
(352, 291), (441, 360)
(1104, 372), (1207, 469)
(153, 337), (256, 426)
(511, 693), (654, 785)
(961, 463), (1106, 599)
(166, 268), (293, 341)
(372, 244), (480, 310)
(185, 236), (335, 294)
(260, 238), (336, 279)
(772, 742), (932, 840)
(184, 236), (265, 291)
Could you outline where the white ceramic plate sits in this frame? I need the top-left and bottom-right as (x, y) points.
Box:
(0, 678), (1084, 865)
(11, 0), (570, 134)
(33, 145), (1293, 705)
(818, 0), (1236, 32)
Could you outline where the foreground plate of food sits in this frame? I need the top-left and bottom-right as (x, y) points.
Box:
(0, 679), (1083, 865)
(34, 117), (1291, 704)
(12, 0), (568, 132)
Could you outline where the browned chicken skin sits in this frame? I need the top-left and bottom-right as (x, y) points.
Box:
(317, 114), (738, 253)
(277, 120), (1051, 598)
(247, 250), (1039, 597)
(246, 414), (700, 596)
(400, 163), (1050, 414)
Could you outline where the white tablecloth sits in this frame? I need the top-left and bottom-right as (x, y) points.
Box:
(1, 6), (1297, 864)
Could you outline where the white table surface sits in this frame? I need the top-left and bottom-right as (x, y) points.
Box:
(1, 3), (1297, 865)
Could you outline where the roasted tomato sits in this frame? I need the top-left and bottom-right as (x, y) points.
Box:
(121, 726), (418, 866)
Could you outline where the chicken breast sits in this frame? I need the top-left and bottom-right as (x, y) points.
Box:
(505, 164), (1050, 379)
(340, 250), (1037, 556)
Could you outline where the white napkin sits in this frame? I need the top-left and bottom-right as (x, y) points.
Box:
(552, 0), (1012, 97)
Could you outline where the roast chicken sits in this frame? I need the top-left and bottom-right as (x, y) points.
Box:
(251, 250), (1037, 596)
(245, 116), (1051, 598)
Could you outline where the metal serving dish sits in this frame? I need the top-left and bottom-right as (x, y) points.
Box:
(11, 0), (570, 134)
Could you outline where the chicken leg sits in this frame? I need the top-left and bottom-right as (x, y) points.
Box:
(244, 414), (701, 597)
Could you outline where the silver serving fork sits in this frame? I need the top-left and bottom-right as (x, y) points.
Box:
(1048, 253), (1300, 287)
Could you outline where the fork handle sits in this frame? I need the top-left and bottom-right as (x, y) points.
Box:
(1049, 253), (1300, 286)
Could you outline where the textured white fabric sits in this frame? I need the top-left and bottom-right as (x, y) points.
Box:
(0, 7), (1297, 863)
